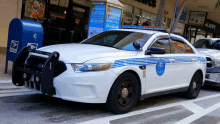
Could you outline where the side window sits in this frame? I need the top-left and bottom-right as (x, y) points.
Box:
(171, 40), (186, 53)
(151, 38), (171, 54)
(171, 40), (194, 53)
(185, 44), (194, 53)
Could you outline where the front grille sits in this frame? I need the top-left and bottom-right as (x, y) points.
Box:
(26, 55), (67, 77)
(206, 57), (213, 68)
(30, 81), (34, 88)
(27, 56), (46, 71)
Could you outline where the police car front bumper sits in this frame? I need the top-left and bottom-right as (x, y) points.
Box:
(25, 64), (117, 103)
(52, 65), (117, 103)
(13, 47), (118, 103)
(205, 73), (220, 87)
(12, 47), (61, 96)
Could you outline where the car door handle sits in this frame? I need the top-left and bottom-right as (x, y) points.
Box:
(169, 58), (175, 62)
(192, 58), (196, 62)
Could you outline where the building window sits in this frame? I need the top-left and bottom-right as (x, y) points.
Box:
(48, 4), (67, 29)
(166, 18), (171, 28)
(149, 13), (156, 26)
(195, 29), (206, 41)
(122, 3), (133, 25)
(134, 8), (141, 25)
(141, 10), (156, 27)
(162, 17), (166, 27)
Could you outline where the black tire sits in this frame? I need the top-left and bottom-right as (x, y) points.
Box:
(184, 72), (202, 99)
(106, 72), (139, 114)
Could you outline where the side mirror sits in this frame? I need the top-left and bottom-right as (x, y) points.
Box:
(145, 47), (166, 55)
(133, 41), (141, 50)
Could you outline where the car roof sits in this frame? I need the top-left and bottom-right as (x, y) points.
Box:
(198, 38), (220, 41)
(112, 29), (164, 35)
(112, 29), (186, 40)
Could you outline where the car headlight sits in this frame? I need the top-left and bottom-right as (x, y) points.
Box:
(71, 63), (112, 72)
(214, 58), (220, 68)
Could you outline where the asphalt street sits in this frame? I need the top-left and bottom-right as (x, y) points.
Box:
(1, 80), (220, 124)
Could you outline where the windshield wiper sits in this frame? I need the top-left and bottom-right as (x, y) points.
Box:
(112, 46), (121, 50)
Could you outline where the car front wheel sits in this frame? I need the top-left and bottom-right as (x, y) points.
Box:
(106, 72), (139, 114)
(184, 72), (202, 99)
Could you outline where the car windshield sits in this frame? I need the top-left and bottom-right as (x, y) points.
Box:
(193, 39), (219, 49)
(81, 31), (153, 51)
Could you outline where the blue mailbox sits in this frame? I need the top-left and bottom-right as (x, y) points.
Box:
(5, 18), (43, 73)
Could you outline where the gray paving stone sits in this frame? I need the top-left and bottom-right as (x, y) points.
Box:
(194, 95), (220, 109)
(110, 106), (193, 124)
(191, 108), (220, 124)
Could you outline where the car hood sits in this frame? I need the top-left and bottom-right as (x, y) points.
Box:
(196, 48), (220, 58)
(35, 43), (137, 63)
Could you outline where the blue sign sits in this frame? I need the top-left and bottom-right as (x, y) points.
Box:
(104, 7), (122, 31)
(156, 59), (166, 76)
(175, 7), (187, 21)
(88, 4), (106, 38)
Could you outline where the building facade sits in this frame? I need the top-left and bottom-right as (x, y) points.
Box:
(0, 0), (219, 52)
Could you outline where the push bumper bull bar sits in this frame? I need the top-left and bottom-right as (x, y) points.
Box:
(12, 46), (60, 96)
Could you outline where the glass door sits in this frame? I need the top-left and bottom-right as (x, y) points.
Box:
(70, 3), (89, 43)
(188, 26), (197, 43)
(42, 0), (90, 46)
(43, 0), (68, 46)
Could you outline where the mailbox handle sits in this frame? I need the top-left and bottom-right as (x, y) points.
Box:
(27, 49), (52, 56)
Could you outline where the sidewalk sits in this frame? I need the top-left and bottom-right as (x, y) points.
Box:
(0, 53), (13, 83)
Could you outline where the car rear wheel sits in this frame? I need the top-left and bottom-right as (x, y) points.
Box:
(106, 72), (139, 114)
(184, 72), (202, 99)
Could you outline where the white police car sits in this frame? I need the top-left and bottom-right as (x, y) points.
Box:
(12, 29), (206, 114)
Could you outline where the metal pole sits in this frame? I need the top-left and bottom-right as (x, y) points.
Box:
(4, 58), (8, 74)
(171, 0), (178, 29)
(170, 0), (187, 33)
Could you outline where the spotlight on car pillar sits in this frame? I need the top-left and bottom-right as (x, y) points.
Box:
(133, 41), (141, 50)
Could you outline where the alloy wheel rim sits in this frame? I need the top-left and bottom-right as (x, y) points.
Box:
(117, 81), (134, 106)
(192, 76), (199, 93)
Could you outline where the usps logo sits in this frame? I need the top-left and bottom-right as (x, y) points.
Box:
(156, 59), (166, 76)
(10, 40), (19, 53)
(27, 43), (38, 50)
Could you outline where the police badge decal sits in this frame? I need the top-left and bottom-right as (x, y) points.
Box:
(156, 59), (166, 76)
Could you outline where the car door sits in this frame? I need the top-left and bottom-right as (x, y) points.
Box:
(170, 37), (196, 88)
(145, 37), (176, 93)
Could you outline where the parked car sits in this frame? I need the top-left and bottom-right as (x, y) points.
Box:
(193, 38), (220, 87)
(12, 29), (206, 114)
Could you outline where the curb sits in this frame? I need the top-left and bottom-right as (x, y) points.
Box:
(0, 80), (12, 84)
